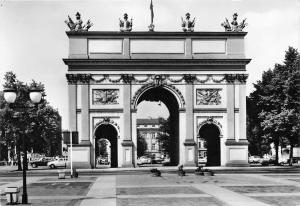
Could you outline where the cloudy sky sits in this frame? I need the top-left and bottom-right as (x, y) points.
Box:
(0, 0), (299, 129)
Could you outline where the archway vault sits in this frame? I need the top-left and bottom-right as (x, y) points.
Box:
(197, 117), (223, 138)
(131, 83), (185, 109)
(93, 117), (120, 139)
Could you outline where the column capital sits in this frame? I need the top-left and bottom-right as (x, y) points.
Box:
(121, 74), (134, 84)
(183, 74), (196, 84)
(236, 74), (248, 83)
(66, 73), (91, 84)
(224, 74), (236, 83)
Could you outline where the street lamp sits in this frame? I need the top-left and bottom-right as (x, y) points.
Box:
(3, 86), (42, 204)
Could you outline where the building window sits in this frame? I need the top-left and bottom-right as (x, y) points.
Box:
(151, 143), (156, 150)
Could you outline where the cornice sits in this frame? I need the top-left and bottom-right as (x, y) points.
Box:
(66, 31), (248, 37)
(63, 58), (252, 66)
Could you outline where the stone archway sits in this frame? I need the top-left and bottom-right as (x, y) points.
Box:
(198, 120), (222, 166)
(133, 84), (183, 166)
(94, 124), (118, 168)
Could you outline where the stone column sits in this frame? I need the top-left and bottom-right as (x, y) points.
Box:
(121, 74), (134, 167)
(183, 74), (197, 166)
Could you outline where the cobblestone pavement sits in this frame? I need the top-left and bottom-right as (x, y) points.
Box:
(0, 173), (299, 206)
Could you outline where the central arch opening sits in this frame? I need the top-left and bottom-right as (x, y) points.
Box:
(198, 124), (221, 166)
(95, 124), (118, 168)
(136, 86), (179, 166)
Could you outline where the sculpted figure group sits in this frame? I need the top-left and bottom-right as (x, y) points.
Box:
(221, 13), (247, 32)
(65, 11), (247, 32)
(65, 12), (93, 32)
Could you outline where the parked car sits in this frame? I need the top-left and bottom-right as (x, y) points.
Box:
(249, 155), (262, 164)
(137, 156), (151, 165)
(47, 158), (69, 169)
(198, 156), (207, 164)
(162, 157), (171, 166)
(30, 157), (52, 168)
(261, 156), (288, 166)
(151, 157), (164, 164)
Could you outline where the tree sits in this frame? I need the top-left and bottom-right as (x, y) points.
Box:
(248, 47), (300, 165)
(137, 131), (147, 157)
(0, 72), (62, 169)
(157, 117), (171, 156)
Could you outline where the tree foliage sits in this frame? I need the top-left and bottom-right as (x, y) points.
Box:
(247, 47), (300, 164)
(137, 131), (147, 157)
(157, 117), (171, 156)
(0, 72), (62, 157)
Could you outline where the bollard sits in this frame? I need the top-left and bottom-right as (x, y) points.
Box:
(58, 170), (66, 179)
(5, 187), (19, 205)
(71, 168), (78, 178)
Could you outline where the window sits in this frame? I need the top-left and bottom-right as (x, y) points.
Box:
(151, 143), (156, 150)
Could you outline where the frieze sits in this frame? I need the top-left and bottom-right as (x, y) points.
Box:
(196, 89), (221, 105)
(75, 74), (246, 85)
(66, 73), (91, 84)
(224, 74), (248, 83)
(92, 89), (119, 105)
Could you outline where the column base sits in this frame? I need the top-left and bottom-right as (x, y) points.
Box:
(225, 160), (249, 167)
(68, 143), (92, 169)
(225, 139), (249, 167)
(121, 140), (134, 168)
(183, 139), (197, 167)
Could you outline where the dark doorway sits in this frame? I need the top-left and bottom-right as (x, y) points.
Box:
(136, 87), (179, 166)
(198, 124), (220, 166)
(95, 124), (118, 168)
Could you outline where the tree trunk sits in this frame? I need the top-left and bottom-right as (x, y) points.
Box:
(289, 145), (293, 166)
(16, 140), (22, 171)
(275, 141), (279, 165)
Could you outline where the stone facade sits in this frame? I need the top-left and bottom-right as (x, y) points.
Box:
(64, 31), (251, 168)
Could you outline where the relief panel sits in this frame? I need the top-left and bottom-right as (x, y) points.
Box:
(92, 89), (119, 105)
(196, 89), (222, 105)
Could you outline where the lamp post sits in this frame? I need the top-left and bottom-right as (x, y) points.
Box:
(3, 86), (42, 204)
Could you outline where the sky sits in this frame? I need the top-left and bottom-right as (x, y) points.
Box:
(0, 0), (299, 129)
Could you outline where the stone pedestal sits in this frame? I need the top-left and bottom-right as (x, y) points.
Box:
(121, 140), (134, 167)
(183, 139), (197, 166)
(225, 139), (249, 167)
(68, 144), (91, 169)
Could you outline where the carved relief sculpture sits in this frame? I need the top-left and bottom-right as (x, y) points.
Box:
(196, 89), (221, 105)
(181, 13), (195, 32)
(119, 13), (133, 32)
(65, 12), (93, 31)
(93, 89), (119, 105)
(221, 13), (247, 32)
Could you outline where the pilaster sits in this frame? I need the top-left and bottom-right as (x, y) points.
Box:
(66, 74), (77, 132)
(183, 74), (196, 166)
(121, 74), (134, 167)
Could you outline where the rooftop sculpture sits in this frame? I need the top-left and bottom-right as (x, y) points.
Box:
(181, 13), (195, 32)
(221, 13), (247, 32)
(65, 12), (93, 31)
(119, 13), (133, 32)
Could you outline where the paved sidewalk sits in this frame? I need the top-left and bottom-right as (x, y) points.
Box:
(0, 172), (299, 205)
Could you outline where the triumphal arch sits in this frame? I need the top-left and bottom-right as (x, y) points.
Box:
(64, 13), (251, 168)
